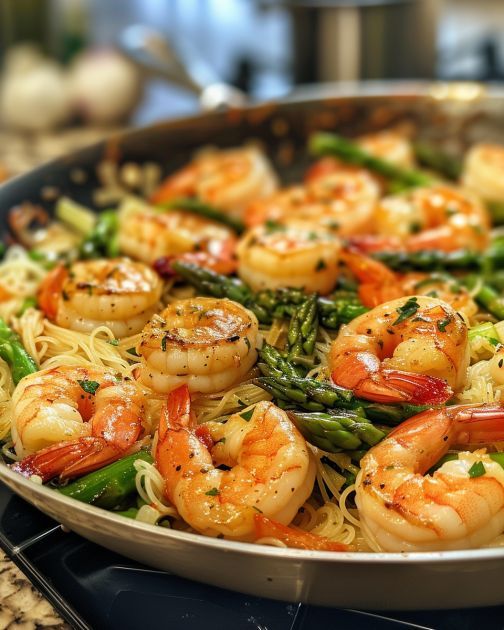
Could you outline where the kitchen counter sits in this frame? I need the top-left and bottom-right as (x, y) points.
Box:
(0, 550), (68, 629)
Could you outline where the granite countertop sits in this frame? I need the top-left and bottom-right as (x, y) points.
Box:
(0, 550), (68, 629)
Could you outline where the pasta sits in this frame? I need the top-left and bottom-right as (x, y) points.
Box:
(2, 135), (504, 554)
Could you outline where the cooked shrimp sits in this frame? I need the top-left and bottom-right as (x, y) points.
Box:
(342, 248), (478, 320)
(357, 130), (415, 168)
(11, 365), (145, 480)
(38, 258), (162, 337)
(155, 385), (316, 540)
(330, 295), (469, 404)
(245, 160), (380, 236)
(150, 146), (278, 219)
(369, 184), (490, 252)
(462, 143), (504, 204)
(138, 297), (259, 395)
(237, 220), (341, 293)
(356, 403), (504, 551)
(118, 205), (238, 274)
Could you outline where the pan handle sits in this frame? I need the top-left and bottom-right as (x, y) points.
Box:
(118, 25), (247, 111)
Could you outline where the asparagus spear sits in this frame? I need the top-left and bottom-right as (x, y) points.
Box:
(258, 371), (427, 421)
(462, 276), (504, 321)
(309, 132), (433, 190)
(487, 202), (504, 226)
(413, 143), (462, 181)
(373, 249), (482, 272)
(58, 451), (153, 509)
(80, 210), (119, 259)
(291, 410), (386, 452)
(0, 318), (38, 384)
(158, 198), (245, 234)
(468, 321), (501, 346)
(172, 261), (368, 329)
(286, 294), (319, 368)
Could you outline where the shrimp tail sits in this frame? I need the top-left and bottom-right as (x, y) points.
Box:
(450, 404), (504, 444)
(37, 265), (68, 320)
(332, 353), (452, 404)
(341, 248), (403, 307)
(347, 234), (404, 254)
(159, 384), (193, 438)
(382, 369), (452, 405)
(11, 437), (126, 482)
(253, 514), (349, 552)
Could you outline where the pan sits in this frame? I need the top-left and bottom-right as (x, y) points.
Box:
(1, 78), (504, 610)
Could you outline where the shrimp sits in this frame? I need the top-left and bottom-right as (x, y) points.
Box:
(138, 297), (259, 395)
(118, 205), (238, 275)
(368, 184), (490, 252)
(342, 248), (478, 320)
(356, 403), (504, 552)
(462, 143), (504, 205)
(38, 258), (162, 337)
(150, 146), (278, 219)
(330, 295), (469, 404)
(155, 385), (317, 541)
(11, 365), (145, 481)
(245, 160), (380, 236)
(356, 130), (415, 168)
(237, 220), (341, 293)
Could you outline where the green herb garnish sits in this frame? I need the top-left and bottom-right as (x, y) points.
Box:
(240, 409), (254, 422)
(468, 461), (486, 478)
(393, 297), (420, 325)
(205, 487), (220, 496)
(437, 317), (451, 332)
(78, 379), (100, 395)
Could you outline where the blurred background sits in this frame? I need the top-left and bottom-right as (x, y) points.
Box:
(0, 0), (503, 179)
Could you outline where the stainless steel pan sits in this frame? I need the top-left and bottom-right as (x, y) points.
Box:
(1, 81), (504, 610)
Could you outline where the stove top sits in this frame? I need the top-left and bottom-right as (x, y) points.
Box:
(1, 483), (503, 630)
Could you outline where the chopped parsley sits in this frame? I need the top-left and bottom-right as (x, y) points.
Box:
(161, 334), (168, 352)
(393, 297), (420, 326)
(315, 258), (327, 271)
(107, 339), (119, 346)
(264, 220), (285, 234)
(205, 487), (220, 497)
(437, 317), (451, 332)
(240, 409), (254, 422)
(468, 461), (486, 478)
(77, 379), (100, 395)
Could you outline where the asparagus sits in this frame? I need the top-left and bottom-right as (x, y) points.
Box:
(286, 294), (318, 368)
(487, 202), (504, 226)
(0, 318), (37, 384)
(258, 371), (426, 421)
(413, 143), (462, 181)
(259, 343), (301, 380)
(291, 410), (386, 452)
(309, 132), (433, 190)
(80, 210), (119, 259)
(373, 249), (482, 272)
(172, 261), (368, 329)
(468, 321), (501, 346)
(158, 198), (245, 234)
(58, 451), (153, 509)
(462, 276), (504, 321)
(55, 196), (96, 235)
